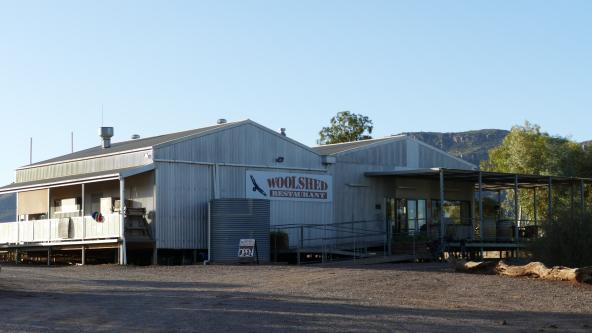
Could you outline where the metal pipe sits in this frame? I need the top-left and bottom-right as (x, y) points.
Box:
(205, 201), (211, 265)
(213, 164), (220, 199)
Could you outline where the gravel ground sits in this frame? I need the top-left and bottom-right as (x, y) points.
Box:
(1, 262), (591, 333)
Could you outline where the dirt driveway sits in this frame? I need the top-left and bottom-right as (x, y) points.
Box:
(1, 262), (591, 332)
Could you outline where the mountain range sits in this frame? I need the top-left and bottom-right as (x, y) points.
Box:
(403, 129), (591, 167)
(401, 129), (510, 166)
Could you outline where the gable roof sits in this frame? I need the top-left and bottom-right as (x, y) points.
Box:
(312, 135), (477, 169)
(18, 119), (322, 170)
(311, 136), (404, 156)
(19, 120), (248, 169)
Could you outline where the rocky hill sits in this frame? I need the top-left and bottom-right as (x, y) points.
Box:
(401, 129), (510, 166)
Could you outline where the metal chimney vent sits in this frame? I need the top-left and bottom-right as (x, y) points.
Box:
(217, 118), (227, 125)
(99, 127), (114, 149)
(280, 128), (286, 136)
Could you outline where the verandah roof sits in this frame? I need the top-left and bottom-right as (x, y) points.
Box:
(365, 168), (592, 191)
(0, 164), (154, 194)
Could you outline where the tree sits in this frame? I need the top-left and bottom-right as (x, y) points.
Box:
(482, 121), (588, 177)
(481, 122), (592, 267)
(318, 111), (373, 145)
(481, 122), (588, 222)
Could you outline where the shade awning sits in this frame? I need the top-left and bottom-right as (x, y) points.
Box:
(365, 168), (592, 190)
(17, 189), (49, 215)
(0, 164), (154, 194)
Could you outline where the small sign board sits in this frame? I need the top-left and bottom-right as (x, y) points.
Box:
(238, 238), (258, 264)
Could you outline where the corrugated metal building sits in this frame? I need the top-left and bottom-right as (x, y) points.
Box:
(0, 119), (479, 264)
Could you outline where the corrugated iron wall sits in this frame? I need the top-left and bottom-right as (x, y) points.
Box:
(416, 141), (476, 169)
(153, 123), (332, 250)
(336, 138), (407, 165)
(329, 136), (476, 233)
(218, 165), (333, 226)
(154, 122), (323, 169)
(16, 150), (152, 183)
(155, 162), (211, 249)
(154, 162), (333, 249)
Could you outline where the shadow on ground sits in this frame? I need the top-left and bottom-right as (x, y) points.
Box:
(1, 273), (591, 333)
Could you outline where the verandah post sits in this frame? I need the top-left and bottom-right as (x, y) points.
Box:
(514, 175), (519, 244)
(581, 180), (586, 222)
(478, 171), (484, 257)
(439, 169), (445, 251)
(548, 177), (553, 223)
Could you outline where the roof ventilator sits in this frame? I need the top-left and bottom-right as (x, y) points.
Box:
(99, 127), (114, 149)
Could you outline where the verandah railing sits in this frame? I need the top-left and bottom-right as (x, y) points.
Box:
(0, 214), (120, 245)
(270, 220), (388, 263)
(269, 217), (542, 263)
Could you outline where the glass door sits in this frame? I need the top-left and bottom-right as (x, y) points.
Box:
(386, 198), (427, 255)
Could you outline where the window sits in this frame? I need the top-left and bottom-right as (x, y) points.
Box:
(431, 200), (471, 225)
(394, 199), (427, 235)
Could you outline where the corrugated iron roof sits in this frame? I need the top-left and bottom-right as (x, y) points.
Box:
(311, 137), (402, 156)
(0, 166), (154, 193)
(21, 121), (244, 168)
(365, 168), (592, 190)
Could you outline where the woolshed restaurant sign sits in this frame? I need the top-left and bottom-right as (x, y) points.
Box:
(246, 170), (333, 202)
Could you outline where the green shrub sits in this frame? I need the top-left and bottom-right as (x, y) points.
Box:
(530, 212), (592, 267)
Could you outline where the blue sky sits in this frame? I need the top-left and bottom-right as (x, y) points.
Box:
(0, 1), (591, 185)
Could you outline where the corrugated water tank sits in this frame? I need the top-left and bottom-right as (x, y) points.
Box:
(209, 199), (270, 263)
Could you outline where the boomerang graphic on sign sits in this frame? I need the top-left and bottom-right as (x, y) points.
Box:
(250, 175), (267, 196)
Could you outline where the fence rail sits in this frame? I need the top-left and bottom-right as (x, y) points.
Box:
(270, 217), (543, 264)
(0, 214), (120, 245)
(270, 220), (388, 264)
